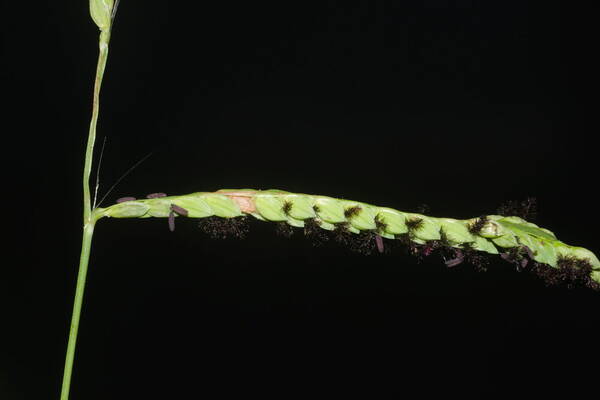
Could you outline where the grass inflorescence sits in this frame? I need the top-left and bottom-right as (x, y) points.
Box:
(108, 192), (598, 291)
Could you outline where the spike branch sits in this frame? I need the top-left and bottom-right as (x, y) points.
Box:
(95, 189), (600, 289)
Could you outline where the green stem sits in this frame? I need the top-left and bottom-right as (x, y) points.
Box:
(61, 29), (111, 400)
(84, 31), (110, 221)
(60, 222), (95, 400)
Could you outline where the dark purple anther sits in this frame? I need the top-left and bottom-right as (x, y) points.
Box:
(523, 246), (535, 259)
(170, 204), (189, 217)
(423, 245), (434, 257)
(116, 196), (136, 203)
(519, 258), (529, 270)
(147, 192), (167, 199)
(445, 249), (464, 268)
(168, 210), (175, 232)
(375, 234), (384, 253)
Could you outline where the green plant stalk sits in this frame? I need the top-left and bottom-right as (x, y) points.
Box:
(83, 31), (110, 222)
(60, 223), (95, 400)
(61, 2), (113, 397)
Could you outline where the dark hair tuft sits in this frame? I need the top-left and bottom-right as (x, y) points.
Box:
(405, 217), (424, 231)
(275, 222), (294, 238)
(344, 206), (362, 219)
(468, 216), (488, 235)
(282, 201), (293, 216)
(198, 216), (248, 239)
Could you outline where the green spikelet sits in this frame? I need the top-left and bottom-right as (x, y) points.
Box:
(90, 0), (114, 32)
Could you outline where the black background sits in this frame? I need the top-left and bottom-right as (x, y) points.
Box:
(2, 1), (598, 399)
